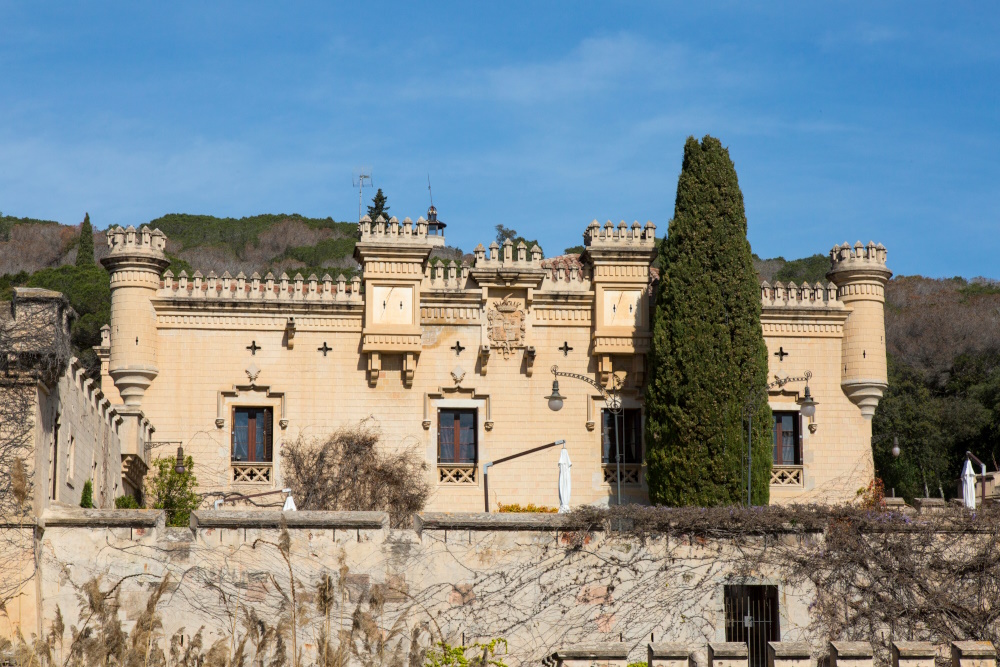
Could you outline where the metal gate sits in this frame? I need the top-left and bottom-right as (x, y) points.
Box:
(724, 584), (780, 667)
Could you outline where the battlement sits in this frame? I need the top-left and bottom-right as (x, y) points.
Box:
(426, 260), (472, 289)
(473, 238), (543, 266)
(760, 280), (841, 308)
(67, 357), (122, 429)
(542, 255), (588, 283)
(357, 215), (445, 247)
(105, 225), (167, 257)
(159, 270), (362, 302)
(583, 219), (657, 248)
(828, 241), (889, 274)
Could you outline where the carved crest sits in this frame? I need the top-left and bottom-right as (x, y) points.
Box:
(486, 294), (526, 359)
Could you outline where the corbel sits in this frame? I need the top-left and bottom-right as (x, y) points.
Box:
(403, 352), (417, 388)
(586, 396), (596, 431)
(368, 352), (381, 387)
(598, 354), (612, 386)
(422, 393), (432, 429)
(631, 354), (645, 387)
(483, 394), (494, 431)
(285, 317), (296, 349)
(524, 346), (536, 377)
(479, 345), (490, 375)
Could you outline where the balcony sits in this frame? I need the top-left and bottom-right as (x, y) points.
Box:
(770, 465), (804, 487)
(232, 462), (272, 484)
(603, 464), (642, 486)
(438, 464), (477, 484)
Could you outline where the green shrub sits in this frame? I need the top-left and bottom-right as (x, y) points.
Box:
(80, 480), (94, 508)
(148, 455), (200, 527)
(115, 495), (140, 509)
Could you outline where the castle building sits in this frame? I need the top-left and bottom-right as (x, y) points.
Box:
(88, 216), (891, 510)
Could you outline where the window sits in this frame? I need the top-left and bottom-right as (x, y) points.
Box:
(232, 407), (273, 463)
(772, 412), (801, 465)
(724, 584), (780, 667)
(438, 409), (477, 464)
(602, 409), (642, 464)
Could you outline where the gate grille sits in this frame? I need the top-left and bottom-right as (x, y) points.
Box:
(724, 584), (780, 667)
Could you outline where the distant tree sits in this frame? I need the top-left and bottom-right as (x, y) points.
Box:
(563, 245), (585, 255)
(645, 136), (771, 506)
(773, 254), (829, 285)
(367, 188), (390, 221)
(76, 213), (94, 266)
(493, 224), (543, 258)
(79, 479), (94, 508)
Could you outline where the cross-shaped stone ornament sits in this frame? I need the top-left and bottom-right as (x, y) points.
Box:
(451, 341), (466, 356)
(774, 347), (788, 361)
(318, 342), (332, 356)
(247, 341), (261, 356)
(559, 341), (574, 357)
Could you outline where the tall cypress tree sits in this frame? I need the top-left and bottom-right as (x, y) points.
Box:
(645, 136), (771, 506)
(367, 189), (390, 221)
(76, 213), (94, 266)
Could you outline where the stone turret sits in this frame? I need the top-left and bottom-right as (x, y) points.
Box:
(826, 241), (892, 418)
(101, 226), (170, 406)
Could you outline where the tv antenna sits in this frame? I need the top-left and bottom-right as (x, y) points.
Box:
(427, 174), (434, 207)
(353, 169), (372, 222)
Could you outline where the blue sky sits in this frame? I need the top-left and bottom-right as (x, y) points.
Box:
(1, 2), (997, 277)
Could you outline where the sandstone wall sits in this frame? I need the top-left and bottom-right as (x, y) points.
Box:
(18, 509), (818, 665)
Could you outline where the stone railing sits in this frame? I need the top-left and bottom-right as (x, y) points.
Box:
(602, 464), (642, 486)
(544, 640), (996, 667)
(760, 281), (839, 307)
(770, 465), (804, 487)
(438, 464), (477, 484)
(232, 462), (272, 484)
(160, 270), (362, 302)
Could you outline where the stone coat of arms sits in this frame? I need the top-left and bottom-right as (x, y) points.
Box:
(487, 294), (526, 359)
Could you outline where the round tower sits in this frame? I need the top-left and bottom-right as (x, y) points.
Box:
(827, 241), (892, 418)
(101, 225), (169, 407)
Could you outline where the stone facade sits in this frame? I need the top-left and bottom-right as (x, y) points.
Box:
(2, 288), (153, 515)
(90, 219), (891, 509)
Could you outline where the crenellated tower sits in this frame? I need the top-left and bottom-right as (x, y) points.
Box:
(582, 220), (657, 387)
(101, 225), (169, 406)
(826, 240), (892, 418)
(353, 214), (439, 387)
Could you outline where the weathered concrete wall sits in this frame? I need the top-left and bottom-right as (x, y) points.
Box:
(16, 509), (820, 665)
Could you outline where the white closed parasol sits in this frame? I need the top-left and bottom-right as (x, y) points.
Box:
(961, 459), (977, 509)
(558, 446), (572, 513)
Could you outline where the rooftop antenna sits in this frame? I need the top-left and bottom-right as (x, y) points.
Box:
(427, 174), (434, 207)
(353, 168), (372, 222)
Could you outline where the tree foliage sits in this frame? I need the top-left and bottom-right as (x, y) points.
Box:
(76, 213), (94, 266)
(281, 419), (430, 527)
(147, 455), (200, 527)
(873, 275), (1000, 500)
(367, 188), (390, 221)
(645, 136), (771, 506)
(79, 479), (95, 508)
(493, 225), (542, 258)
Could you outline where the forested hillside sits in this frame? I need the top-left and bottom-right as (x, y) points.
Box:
(1, 213), (996, 497)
